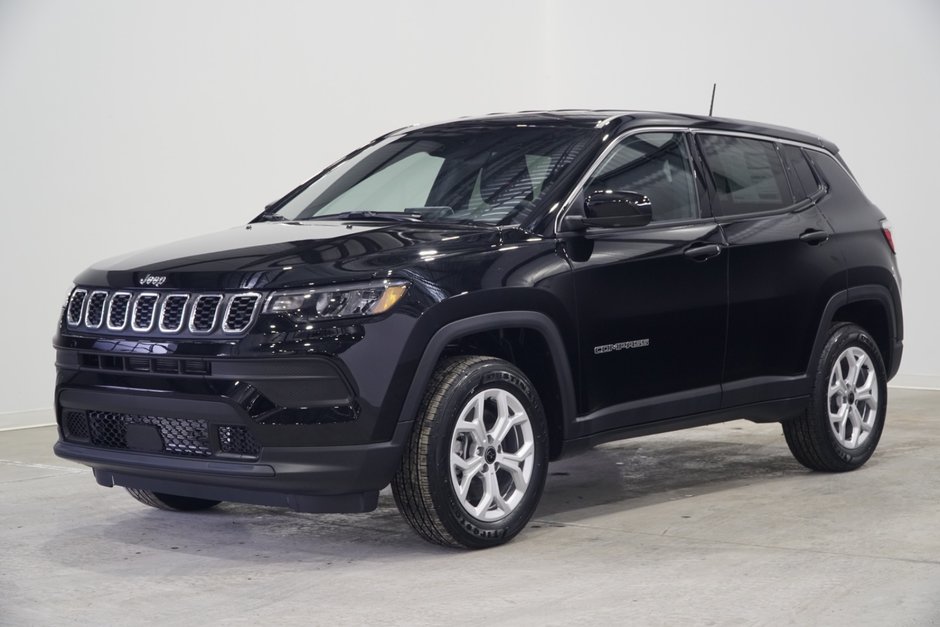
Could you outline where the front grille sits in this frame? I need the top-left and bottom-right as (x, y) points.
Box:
(223, 294), (262, 333)
(85, 291), (108, 328)
(65, 288), (262, 336)
(64, 410), (91, 441)
(190, 295), (222, 332)
(87, 411), (212, 457)
(218, 425), (262, 457)
(62, 410), (263, 459)
(159, 294), (189, 332)
(107, 293), (131, 329)
(67, 289), (87, 325)
(132, 294), (159, 331)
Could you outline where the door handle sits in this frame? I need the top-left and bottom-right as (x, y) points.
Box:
(799, 229), (830, 245)
(683, 243), (722, 261)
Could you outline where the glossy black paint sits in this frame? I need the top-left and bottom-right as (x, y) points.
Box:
(53, 110), (903, 512)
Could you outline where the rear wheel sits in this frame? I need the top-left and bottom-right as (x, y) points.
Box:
(126, 488), (221, 512)
(392, 356), (549, 549)
(783, 323), (887, 471)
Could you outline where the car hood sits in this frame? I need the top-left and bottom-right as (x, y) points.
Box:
(74, 220), (504, 290)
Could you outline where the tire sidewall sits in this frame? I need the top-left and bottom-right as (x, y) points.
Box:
(427, 361), (548, 547)
(814, 325), (888, 467)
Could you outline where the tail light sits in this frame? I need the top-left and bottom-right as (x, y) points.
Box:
(880, 220), (896, 254)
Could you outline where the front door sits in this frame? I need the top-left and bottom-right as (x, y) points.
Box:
(566, 131), (727, 431)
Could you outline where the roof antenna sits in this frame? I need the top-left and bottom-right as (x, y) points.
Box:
(708, 83), (717, 116)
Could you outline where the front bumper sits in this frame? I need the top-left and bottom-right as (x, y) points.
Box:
(54, 418), (412, 512)
(53, 345), (415, 512)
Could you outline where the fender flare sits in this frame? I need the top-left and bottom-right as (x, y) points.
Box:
(808, 285), (901, 376)
(396, 311), (577, 433)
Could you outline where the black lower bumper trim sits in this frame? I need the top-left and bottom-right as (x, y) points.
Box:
(54, 419), (413, 512)
(93, 470), (379, 513)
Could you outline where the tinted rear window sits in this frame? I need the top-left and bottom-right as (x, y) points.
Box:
(782, 144), (821, 200)
(698, 135), (792, 216)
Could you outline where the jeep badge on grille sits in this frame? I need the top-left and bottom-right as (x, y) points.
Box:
(139, 274), (167, 287)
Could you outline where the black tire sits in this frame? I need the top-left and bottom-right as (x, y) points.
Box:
(125, 488), (221, 512)
(783, 323), (887, 472)
(392, 356), (549, 549)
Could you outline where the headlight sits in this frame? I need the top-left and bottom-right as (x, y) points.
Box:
(264, 280), (409, 320)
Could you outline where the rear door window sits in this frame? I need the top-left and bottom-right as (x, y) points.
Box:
(697, 134), (792, 216)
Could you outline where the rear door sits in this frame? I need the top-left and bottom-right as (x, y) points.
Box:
(694, 133), (844, 406)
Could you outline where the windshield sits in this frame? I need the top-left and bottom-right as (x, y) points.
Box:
(272, 126), (594, 225)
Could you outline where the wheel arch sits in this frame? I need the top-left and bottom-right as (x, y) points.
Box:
(810, 285), (902, 380)
(397, 311), (577, 460)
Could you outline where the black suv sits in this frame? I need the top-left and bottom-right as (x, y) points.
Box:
(54, 111), (903, 548)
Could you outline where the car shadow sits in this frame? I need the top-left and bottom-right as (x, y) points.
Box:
(41, 429), (811, 567)
(534, 431), (808, 520)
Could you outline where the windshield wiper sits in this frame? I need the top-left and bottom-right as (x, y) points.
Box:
(302, 211), (424, 222)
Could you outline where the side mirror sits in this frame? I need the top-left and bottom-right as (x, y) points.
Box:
(584, 190), (652, 228)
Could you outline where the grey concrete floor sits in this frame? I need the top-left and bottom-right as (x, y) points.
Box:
(2, 389), (939, 626)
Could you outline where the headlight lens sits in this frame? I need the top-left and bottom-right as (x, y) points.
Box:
(265, 280), (409, 320)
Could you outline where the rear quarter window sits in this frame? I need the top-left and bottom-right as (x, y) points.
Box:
(781, 144), (822, 200)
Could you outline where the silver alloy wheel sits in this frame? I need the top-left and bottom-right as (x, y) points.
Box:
(449, 388), (535, 522)
(827, 346), (879, 450)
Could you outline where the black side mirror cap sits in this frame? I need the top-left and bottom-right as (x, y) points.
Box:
(583, 190), (652, 228)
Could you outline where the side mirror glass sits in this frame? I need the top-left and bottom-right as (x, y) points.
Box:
(583, 190), (652, 228)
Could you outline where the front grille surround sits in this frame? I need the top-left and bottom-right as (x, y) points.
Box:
(84, 290), (108, 329)
(107, 292), (132, 330)
(158, 294), (190, 333)
(131, 293), (160, 332)
(189, 294), (223, 333)
(222, 293), (262, 334)
(66, 288), (264, 337)
(67, 289), (87, 325)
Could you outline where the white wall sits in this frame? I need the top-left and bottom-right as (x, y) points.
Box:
(1, 0), (938, 417)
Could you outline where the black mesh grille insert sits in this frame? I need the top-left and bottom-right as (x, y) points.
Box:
(85, 292), (107, 327)
(64, 411), (90, 441)
(224, 295), (260, 332)
(67, 290), (87, 325)
(108, 293), (131, 329)
(218, 425), (262, 457)
(160, 295), (188, 332)
(133, 295), (158, 330)
(191, 296), (222, 332)
(87, 411), (211, 457)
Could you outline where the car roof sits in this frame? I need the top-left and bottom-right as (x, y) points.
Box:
(407, 110), (838, 153)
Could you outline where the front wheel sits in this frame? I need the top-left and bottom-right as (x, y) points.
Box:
(126, 488), (221, 512)
(392, 356), (549, 549)
(783, 323), (887, 472)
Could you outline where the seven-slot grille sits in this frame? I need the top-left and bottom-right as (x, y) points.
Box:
(66, 289), (262, 335)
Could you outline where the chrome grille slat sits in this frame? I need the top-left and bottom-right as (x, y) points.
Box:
(84, 291), (108, 329)
(132, 293), (160, 332)
(159, 294), (190, 333)
(65, 290), (262, 336)
(189, 294), (223, 333)
(67, 289), (87, 326)
(107, 292), (132, 330)
(222, 293), (262, 333)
